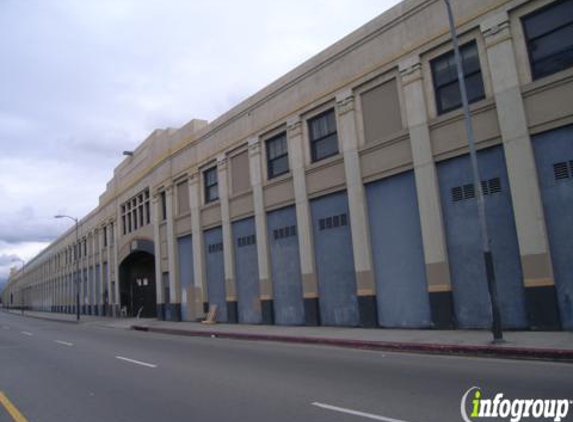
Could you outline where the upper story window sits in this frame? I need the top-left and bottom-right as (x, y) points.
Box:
(204, 167), (219, 204)
(308, 109), (338, 162)
(121, 188), (151, 235)
(266, 132), (289, 179)
(431, 41), (485, 115)
(523, 0), (573, 80)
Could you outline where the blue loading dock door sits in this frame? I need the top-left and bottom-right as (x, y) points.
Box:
(233, 217), (262, 324)
(533, 125), (573, 329)
(204, 227), (227, 322)
(366, 170), (432, 328)
(177, 235), (193, 321)
(267, 205), (305, 325)
(437, 146), (527, 329)
(310, 190), (359, 326)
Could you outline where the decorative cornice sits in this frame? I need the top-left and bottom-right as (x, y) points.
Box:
(336, 90), (355, 116)
(480, 12), (511, 46)
(286, 116), (302, 138)
(399, 55), (422, 86)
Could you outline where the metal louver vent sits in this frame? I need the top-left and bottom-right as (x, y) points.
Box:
(489, 177), (501, 194)
(463, 184), (475, 199)
(554, 162), (570, 180)
(481, 180), (489, 196)
(452, 186), (463, 202)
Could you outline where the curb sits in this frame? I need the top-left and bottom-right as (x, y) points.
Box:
(1, 310), (79, 325)
(131, 325), (573, 363)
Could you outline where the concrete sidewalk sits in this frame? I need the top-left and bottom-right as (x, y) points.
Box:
(4, 309), (573, 362)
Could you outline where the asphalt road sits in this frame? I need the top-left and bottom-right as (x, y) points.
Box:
(1, 312), (572, 422)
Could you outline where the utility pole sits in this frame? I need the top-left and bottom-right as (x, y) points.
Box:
(443, 0), (503, 342)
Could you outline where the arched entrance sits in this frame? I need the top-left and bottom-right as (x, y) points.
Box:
(119, 251), (157, 318)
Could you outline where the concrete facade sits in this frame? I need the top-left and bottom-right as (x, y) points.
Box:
(3, 0), (573, 330)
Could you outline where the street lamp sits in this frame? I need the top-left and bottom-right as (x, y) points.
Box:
(443, 0), (503, 343)
(55, 214), (80, 322)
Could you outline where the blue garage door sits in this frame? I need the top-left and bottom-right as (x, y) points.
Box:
(437, 146), (527, 329)
(267, 205), (305, 325)
(233, 217), (262, 324)
(177, 235), (193, 321)
(311, 191), (359, 326)
(533, 125), (573, 329)
(204, 227), (227, 322)
(366, 171), (432, 328)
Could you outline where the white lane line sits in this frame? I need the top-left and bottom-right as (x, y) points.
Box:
(55, 340), (74, 347)
(312, 402), (415, 422)
(21, 331), (33, 336)
(115, 356), (157, 368)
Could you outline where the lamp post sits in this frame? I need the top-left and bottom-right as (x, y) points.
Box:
(55, 215), (80, 321)
(443, 0), (503, 343)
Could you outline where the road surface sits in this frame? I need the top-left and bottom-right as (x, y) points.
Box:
(1, 312), (571, 422)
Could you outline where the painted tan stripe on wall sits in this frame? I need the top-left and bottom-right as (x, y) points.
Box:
(357, 288), (376, 296)
(427, 284), (451, 293)
(524, 278), (555, 288)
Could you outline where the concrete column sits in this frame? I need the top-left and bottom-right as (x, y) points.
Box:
(165, 184), (181, 321)
(481, 13), (559, 329)
(98, 226), (105, 316)
(152, 195), (165, 319)
(218, 154), (238, 322)
(399, 55), (454, 328)
(287, 116), (320, 325)
(248, 136), (273, 324)
(336, 89), (378, 327)
(90, 230), (96, 315)
(188, 172), (206, 320)
(105, 221), (113, 317)
(112, 219), (120, 317)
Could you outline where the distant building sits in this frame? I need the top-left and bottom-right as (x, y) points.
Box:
(3, 0), (573, 330)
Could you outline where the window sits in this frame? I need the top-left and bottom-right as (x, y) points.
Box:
(204, 167), (219, 203)
(266, 133), (289, 179)
(431, 41), (485, 115)
(523, 0), (573, 80)
(308, 109), (338, 162)
(121, 188), (151, 235)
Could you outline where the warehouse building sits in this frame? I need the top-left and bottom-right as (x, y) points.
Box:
(3, 0), (573, 330)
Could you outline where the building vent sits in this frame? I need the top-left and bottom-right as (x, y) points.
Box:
(319, 213), (348, 231)
(237, 235), (256, 248)
(554, 162), (571, 180)
(208, 242), (223, 254)
(488, 177), (501, 194)
(452, 186), (463, 202)
(463, 183), (475, 199)
(452, 177), (501, 202)
(273, 225), (296, 240)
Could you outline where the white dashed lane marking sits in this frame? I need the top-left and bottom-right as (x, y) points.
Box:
(21, 331), (33, 336)
(312, 402), (415, 422)
(55, 340), (74, 347)
(115, 356), (157, 368)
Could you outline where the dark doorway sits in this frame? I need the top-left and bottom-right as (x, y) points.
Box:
(119, 251), (157, 318)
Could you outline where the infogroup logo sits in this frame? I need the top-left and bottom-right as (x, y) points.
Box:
(461, 387), (572, 422)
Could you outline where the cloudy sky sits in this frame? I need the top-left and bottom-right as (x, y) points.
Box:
(0, 0), (401, 286)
